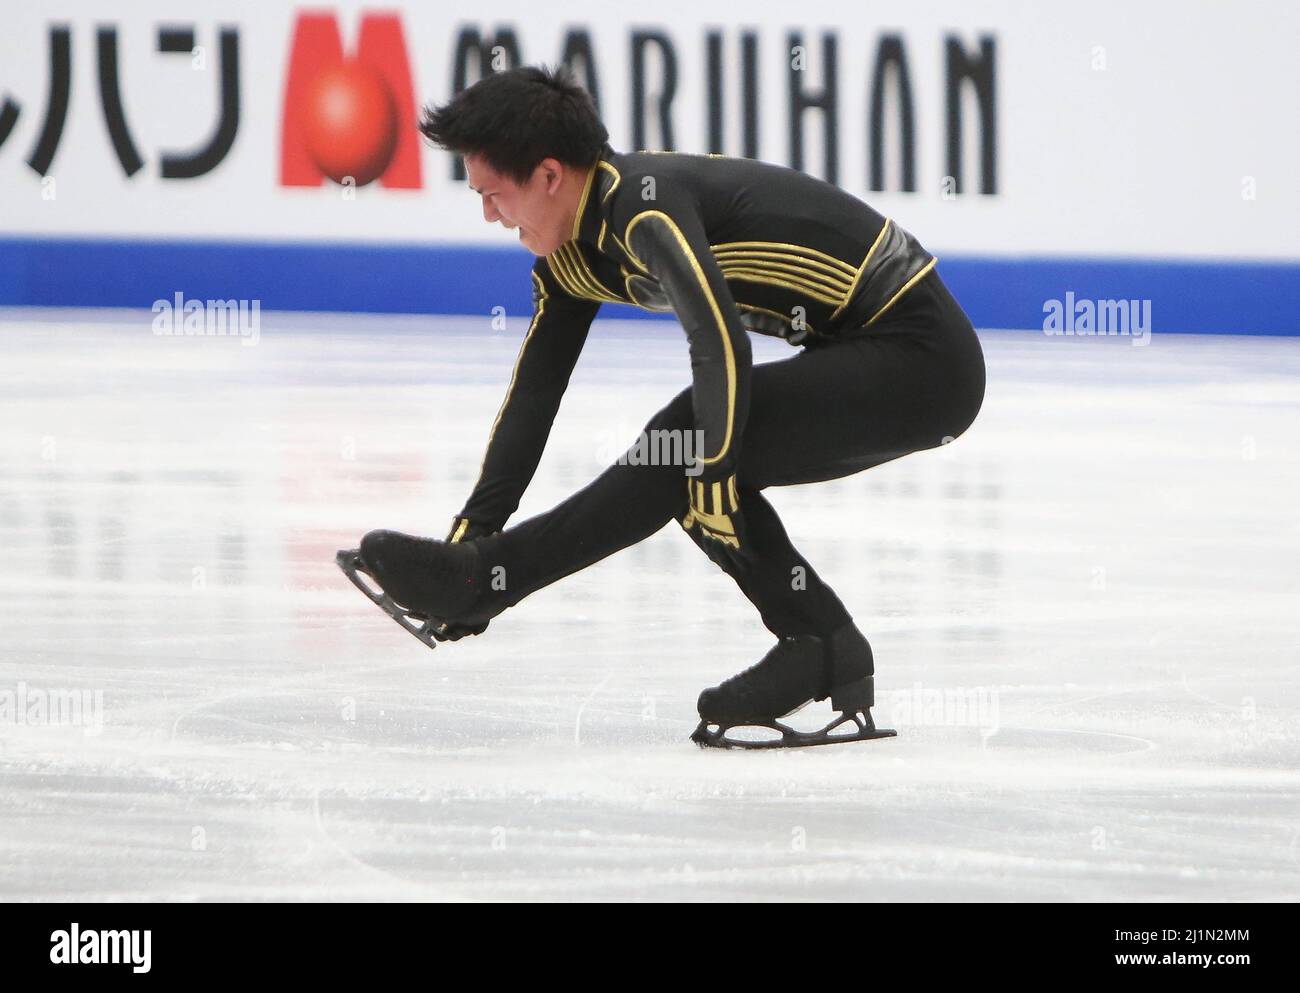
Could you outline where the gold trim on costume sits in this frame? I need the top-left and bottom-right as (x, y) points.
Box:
(737, 303), (796, 325)
(472, 271), (549, 487)
(830, 220), (892, 320)
(710, 240), (857, 275)
(717, 267), (844, 307)
(624, 210), (737, 466)
(711, 248), (856, 289)
(713, 256), (852, 299)
(570, 164), (597, 242)
(546, 243), (624, 304)
(597, 160), (621, 202)
(866, 257), (938, 326)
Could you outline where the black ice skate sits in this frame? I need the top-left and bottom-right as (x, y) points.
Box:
(691, 623), (896, 749)
(336, 529), (490, 651)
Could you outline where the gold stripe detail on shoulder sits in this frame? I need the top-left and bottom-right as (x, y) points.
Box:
(624, 210), (737, 466)
(831, 220), (892, 320)
(597, 160), (621, 202)
(450, 518), (470, 542)
(545, 249), (584, 299)
(553, 245), (598, 299)
(865, 257), (938, 326)
(550, 245), (607, 303)
(570, 244), (623, 303)
(571, 164), (597, 241)
(551, 243), (623, 303)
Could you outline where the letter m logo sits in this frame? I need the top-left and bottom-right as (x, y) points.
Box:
(280, 12), (421, 187)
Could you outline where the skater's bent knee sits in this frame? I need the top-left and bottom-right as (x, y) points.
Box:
(643, 387), (694, 434)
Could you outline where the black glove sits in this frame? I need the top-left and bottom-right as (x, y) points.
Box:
(681, 473), (750, 573)
(430, 516), (499, 641)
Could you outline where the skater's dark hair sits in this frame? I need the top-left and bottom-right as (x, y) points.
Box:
(420, 65), (608, 184)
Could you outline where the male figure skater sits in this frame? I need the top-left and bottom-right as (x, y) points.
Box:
(338, 65), (986, 748)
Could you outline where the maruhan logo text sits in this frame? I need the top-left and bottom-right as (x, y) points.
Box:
(50, 924), (151, 973)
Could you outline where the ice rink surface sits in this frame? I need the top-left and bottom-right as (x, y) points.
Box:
(2, 307), (1298, 902)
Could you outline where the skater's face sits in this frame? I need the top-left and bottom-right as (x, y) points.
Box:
(465, 154), (584, 257)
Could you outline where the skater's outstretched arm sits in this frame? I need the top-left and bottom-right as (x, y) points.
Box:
(618, 177), (754, 556)
(453, 264), (600, 535)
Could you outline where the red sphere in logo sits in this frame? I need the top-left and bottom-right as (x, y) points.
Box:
(302, 61), (397, 187)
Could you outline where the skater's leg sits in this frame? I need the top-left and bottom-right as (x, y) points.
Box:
(691, 271), (985, 739)
(682, 269), (985, 637)
(683, 485), (853, 637)
(470, 390), (695, 612)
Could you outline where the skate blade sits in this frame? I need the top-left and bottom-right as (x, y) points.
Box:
(691, 709), (896, 750)
(336, 548), (442, 651)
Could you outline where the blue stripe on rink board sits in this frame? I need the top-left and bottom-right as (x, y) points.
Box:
(1, 237), (1297, 335)
(939, 256), (1300, 338)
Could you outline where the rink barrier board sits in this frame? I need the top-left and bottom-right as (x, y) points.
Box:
(1, 237), (1296, 336)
